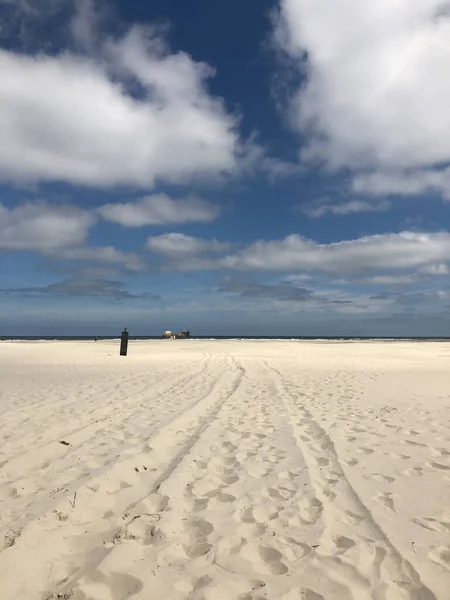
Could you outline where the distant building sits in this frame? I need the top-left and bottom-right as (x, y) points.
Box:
(162, 330), (191, 339)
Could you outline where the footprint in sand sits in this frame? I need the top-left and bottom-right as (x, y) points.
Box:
(389, 452), (410, 460)
(215, 535), (288, 576)
(241, 544), (288, 576)
(208, 455), (239, 475)
(376, 492), (396, 514)
(215, 492), (236, 503)
(334, 535), (356, 552)
(413, 517), (450, 533)
(343, 510), (365, 526)
(1, 528), (22, 551)
(238, 521), (267, 538)
(279, 470), (301, 481)
(276, 537), (312, 561)
(357, 447), (375, 455)
(183, 541), (213, 558)
(252, 504), (280, 523)
(221, 474), (239, 486)
(298, 497), (323, 524)
(429, 545), (450, 571)
(371, 474), (395, 484)
(403, 440), (426, 447)
(184, 496), (209, 511)
(268, 486), (296, 501)
(432, 448), (450, 457)
(319, 535), (356, 556)
(191, 478), (221, 498)
(319, 440), (334, 451)
(182, 518), (214, 550)
(239, 506), (256, 524)
(427, 461), (450, 471)
(193, 460), (208, 470)
(403, 467), (423, 477)
(220, 441), (238, 452)
(114, 514), (160, 546)
(76, 570), (143, 600)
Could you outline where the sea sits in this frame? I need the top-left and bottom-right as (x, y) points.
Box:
(1, 336), (450, 342)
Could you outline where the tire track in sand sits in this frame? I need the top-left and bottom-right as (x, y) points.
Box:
(0, 355), (240, 600)
(267, 362), (437, 600)
(58, 357), (333, 600)
(0, 354), (214, 547)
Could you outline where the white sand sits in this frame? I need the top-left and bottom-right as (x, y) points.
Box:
(0, 340), (449, 600)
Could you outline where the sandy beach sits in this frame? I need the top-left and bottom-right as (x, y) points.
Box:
(0, 340), (449, 600)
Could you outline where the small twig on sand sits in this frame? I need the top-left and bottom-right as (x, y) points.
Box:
(129, 513), (161, 524)
(70, 492), (77, 509)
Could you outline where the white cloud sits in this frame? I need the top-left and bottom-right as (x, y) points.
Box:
(419, 262), (450, 275)
(222, 231), (450, 275)
(146, 233), (228, 256)
(98, 194), (219, 227)
(275, 0), (450, 197)
(353, 168), (450, 199)
(0, 25), (239, 188)
(302, 199), (392, 218)
(0, 201), (93, 249)
(0, 199), (146, 270)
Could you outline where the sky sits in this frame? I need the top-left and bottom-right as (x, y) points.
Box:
(1, 0), (450, 337)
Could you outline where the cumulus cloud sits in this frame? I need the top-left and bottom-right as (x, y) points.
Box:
(145, 230), (450, 280)
(0, 22), (239, 188)
(353, 168), (450, 199)
(145, 233), (231, 271)
(98, 194), (219, 227)
(222, 231), (450, 275)
(419, 263), (450, 275)
(302, 199), (392, 218)
(0, 201), (93, 249)
(275, 0), (450, 198)
(0, 199), (146, 270)
(146, 233), (229, 256)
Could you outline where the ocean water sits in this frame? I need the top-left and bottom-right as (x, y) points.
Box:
(1, 336), (449, 342)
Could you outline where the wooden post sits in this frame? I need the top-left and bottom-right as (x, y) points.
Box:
(120, 327), (129, 356)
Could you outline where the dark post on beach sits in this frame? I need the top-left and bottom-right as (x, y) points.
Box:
(120, 327), (129, 356)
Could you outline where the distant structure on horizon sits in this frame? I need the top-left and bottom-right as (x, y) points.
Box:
(162, 330), (191, 340)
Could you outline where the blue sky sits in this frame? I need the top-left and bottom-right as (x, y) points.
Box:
(1, 0), (450, 336)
